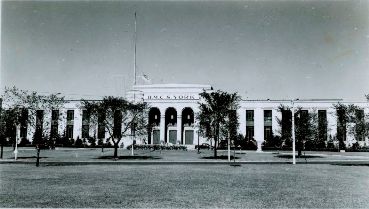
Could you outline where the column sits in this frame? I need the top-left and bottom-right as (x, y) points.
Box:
(159, 115), (165, 144)
(194, 127), (199, 145)
(43, 110), (51, 138)
(73, 108), (82, 140)
(177, 115), (182, 144)
(327, 108), (337, 142)
(27, 110), (35, 141)
(58, 109), (67, 137)
(272, 108), (282, 137)
(237, 108), (246, 136)
(254, 108), (264, 152)
(365, 107), (369, 146)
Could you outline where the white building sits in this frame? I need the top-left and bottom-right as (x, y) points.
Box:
(3, 84), (369, 151)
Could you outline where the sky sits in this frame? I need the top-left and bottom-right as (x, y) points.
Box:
(1, 0), (369, 100)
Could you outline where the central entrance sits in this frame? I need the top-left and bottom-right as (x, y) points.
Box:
(165, 107), (177, 144)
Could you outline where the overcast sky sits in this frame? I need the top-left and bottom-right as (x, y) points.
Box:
(1, 0), (368, 100)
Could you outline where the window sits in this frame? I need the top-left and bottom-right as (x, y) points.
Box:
(246, 110), (254, 127)
(264, 126), (272, 141)
(98, 112), (105, 139)
(246, 110), (254, 122)
(67, 110), (74, 121)
(51, 125), (58, 139)
(51, 110), (59, 121)
(82, 110), (89, 123)
(36, 110), (44, 127)
(82, 110), (90, 138)
(355, 109), (365, 141)
(318, 110), (327, 141)
(82, 125), (89, 138)
(246, 126), (254, 140)
(35, 110), (44, 138)
(98, 125), (105, 139)
(51, 110), (59, 138)
(264, 110), (272, 126)
(113, 110), (122, 138)
(20, 109), (28, 138)
(66, 125), (73, 139)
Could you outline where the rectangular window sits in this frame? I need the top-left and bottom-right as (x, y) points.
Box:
(67, 110), (74, 121)
(82, 110), (89, 123)
(246, 110), (254, 121)
(36, 110), (44, 127)
(35, 110), (44, 137)
(82, 125), (89, 138)
(66, 125), (73, 139)
(355, 109), (365, 141)
(264, 126), (272, 141)
(318, 110), (327, 142)
(50, 110), (59, 138)
(281, 109), (292, 140)
(264, 110), (272, 126)
(81, 110), (90, 138)
(246, 110), (254, 126)
(20, 109), (28, 138)
(113, 110), (122, 138)
(51, 110), (59, 121)
(51, 125), (58, 139)
(246, 126), (254, 140)
(98, 112), (106, 139)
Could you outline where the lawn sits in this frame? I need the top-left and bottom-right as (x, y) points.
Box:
(1, 164), (369, 208)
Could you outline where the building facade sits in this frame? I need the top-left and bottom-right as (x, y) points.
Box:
(3, 84), (369, 150)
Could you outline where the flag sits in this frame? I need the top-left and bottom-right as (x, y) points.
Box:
(140, 73), (151, 84)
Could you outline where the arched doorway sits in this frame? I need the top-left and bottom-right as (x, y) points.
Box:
(148, 108), (161, 144)
(182, 107), (194, 145)
(165, 107), (177, 144)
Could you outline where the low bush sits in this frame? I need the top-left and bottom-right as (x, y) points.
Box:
(127, 144), (187, 151)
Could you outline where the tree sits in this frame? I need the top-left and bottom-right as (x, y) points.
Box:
(276, 105), (322, 155)
(276, 105), (292, 148)
(293, 107), (318, 156)
(333, 103), (362, 150)
(197, 90), (240, 158)
(1, 86), (65, 158)
(82, 96), (148, 159)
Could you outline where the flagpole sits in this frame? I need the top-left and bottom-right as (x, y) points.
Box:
(134, 11), (137, 86)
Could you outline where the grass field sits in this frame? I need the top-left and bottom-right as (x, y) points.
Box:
(1, 163), (369, 208)
(2, 147), (369, 163)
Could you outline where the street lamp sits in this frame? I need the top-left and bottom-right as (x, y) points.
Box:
(291, 99), (298, 165)
(197, 130), (200, 154)
(227, 109), (234, 162)
(14, 124), (20, 161)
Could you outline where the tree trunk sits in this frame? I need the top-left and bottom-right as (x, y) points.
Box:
(113, 143), (118, 159)
(213, 123), (219, 158)
(298, 149), (302, 157)
(36, 147), (41, 167)
(213, 137), (217, 158)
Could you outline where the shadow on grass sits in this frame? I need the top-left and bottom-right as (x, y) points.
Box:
(8, 156), (48, 159)
(331, 163), (369, 167)
(97, 156), (162, 160)
(275, 154), (323, 159)
(201, 155), (240, 160)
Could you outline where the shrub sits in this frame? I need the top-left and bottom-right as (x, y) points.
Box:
(263, 135), (282, 149)
(18, 137), (31, 146)
(348, 142), (361, 152)
(88, 137), (96, 147)
(75, 136), (83, 148)
(127, 144), (187, 151)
